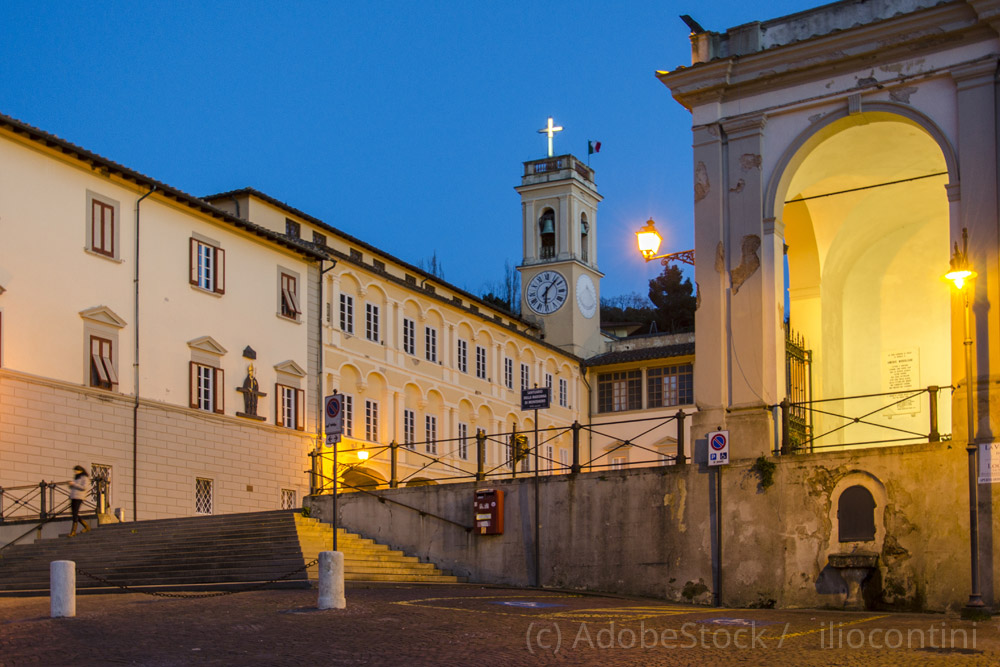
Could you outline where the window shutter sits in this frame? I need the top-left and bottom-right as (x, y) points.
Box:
(189, 238), (199, 286)
(288, 286), (301, 315)
(295, 389), (305, 431)
(102, 347), (119, 385)
(92, 352), (110, 385)
(275, 384), (284, 427)
(215, 247), (226, 294)
(213, 367), (224, 414)
(189, 361), (198, 409)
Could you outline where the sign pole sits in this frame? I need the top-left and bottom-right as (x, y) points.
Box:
(534, 406), (540, 588)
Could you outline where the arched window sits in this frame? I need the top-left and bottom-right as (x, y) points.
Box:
(837, 485), (876, 542)
(539, 209), (555, 259)
(580, 214), (589, 262)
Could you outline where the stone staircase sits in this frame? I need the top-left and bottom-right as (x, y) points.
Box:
(0, 510), (461, 595)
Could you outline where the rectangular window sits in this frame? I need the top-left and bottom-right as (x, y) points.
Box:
(611, 456), (627, 471)
(285, 219), (301, 238)
(545, 373), (553, 389)
(340, 294), (354, 333)
(647, 364), (694, 407)
(457, 339), (468, 373)
(365, 303), (380, 342)
(189, 238), (225, 294)
(475, 346), (487, 380)
(402, 318), (415, 355)
(425, 327), (437, 363)
(403, 409), (416, 449)
(597, 370), (642, 413)
(504, 357), (513, 389)
(425, 415), (437, 455)
(89, 335), (118, 390)
(458, 422), (468, 460)
(195, 478), (213, 514)
(312, 231), (326, 246)
(559, 448), (569, 469)
(365, 399), (379, 442)
(280, 272), (301, 319)
(281, 489), (296, 510)
(91, 198), (116, 257)
(520, 363), (530, 391)
(545, 445), (553, 472)
(343, 395), (353, 437)
(276, 383), (305, 430)
(559, 378), (568, 407)
(189, 362), (224, 414)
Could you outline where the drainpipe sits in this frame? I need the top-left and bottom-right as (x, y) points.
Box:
(133, 186), (156, 522)
(580, 361), (592, 470)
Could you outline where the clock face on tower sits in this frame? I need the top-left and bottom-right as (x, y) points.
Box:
(525, 270), (568, 315)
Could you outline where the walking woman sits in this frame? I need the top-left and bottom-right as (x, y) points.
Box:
(68, 465), (91, 537)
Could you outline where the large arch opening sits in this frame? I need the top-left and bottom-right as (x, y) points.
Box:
(775, 110), (953, 448)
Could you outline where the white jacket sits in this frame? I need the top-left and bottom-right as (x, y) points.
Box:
(69, 474), (89, 500)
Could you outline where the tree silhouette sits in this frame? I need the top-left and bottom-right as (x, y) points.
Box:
(648, 264), (695, 334)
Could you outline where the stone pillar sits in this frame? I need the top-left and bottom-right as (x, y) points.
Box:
(318, 551), (346, 610)
(50, 560), (75, 618)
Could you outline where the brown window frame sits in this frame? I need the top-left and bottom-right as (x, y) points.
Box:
(280, 273), (301, 319)
(89, 335), (118, 390)
(189, 361), (224, 414)
(275, 383), (305, 431)
(91, 199), (115, 257)
(189, 238), (226, 294)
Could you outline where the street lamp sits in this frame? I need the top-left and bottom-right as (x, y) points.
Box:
(946, 227), (989, 618)
(635, 218), (695, 266)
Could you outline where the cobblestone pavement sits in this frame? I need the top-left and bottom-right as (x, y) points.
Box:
(2, 584), (999, 666)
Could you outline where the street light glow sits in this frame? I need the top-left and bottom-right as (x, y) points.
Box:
(636, 218), (662, 260)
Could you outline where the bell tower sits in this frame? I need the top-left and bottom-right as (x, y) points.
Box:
(516, 143), (604, 359)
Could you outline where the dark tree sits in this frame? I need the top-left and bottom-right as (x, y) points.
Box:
(479, 260), (521, 315)
(648, 264), (695, 333)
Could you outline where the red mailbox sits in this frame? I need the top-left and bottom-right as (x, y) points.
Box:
(474, 488), (504, 535)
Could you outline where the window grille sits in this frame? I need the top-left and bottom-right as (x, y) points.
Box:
(281, 488), (296, 510)
(195, 478), (213, 514)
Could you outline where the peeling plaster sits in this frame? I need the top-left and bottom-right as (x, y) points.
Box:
(739, 154), (762, 171)
(889, 86), (918, 103)
(808, 113), (826, 124)
(694, 162), (710, 202)
(729, 235), (761, 295)
(695, 282), (701, 310)
(730, 178), (745, 194)
(714, 242), (725, 274)
(663, 479), (688, 533)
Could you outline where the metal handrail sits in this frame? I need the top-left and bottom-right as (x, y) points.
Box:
(776, 385), (952, 453)
(0, 479), (103, 524)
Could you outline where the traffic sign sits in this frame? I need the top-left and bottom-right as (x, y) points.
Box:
(521, 387), (550, 410)
(324, 394), (344, 447)
(707, 430), (730, 466)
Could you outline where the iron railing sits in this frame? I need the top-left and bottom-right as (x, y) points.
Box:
(0, 478), (107, 523)
(308, 412), (689, 494)
(777, 385), (949, 453)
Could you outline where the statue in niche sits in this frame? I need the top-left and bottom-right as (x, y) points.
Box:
(236, 363), (267, 420)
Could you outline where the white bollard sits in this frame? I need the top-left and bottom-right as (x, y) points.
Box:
(317, 550), (346, 610)
(50, 560), (76, 618)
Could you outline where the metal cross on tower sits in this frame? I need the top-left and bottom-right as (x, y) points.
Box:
(537, 117), (563, 157)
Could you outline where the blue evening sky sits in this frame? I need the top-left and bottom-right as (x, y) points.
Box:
(1, 0), (819, 302)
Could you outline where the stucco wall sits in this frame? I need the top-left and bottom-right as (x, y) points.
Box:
(309, 441), (994, 611)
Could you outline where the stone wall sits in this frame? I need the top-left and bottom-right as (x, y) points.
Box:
(1, 369), (315, 523)
(308, 441), (995, 611)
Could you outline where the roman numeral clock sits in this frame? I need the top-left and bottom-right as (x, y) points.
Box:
(525, 270), (568, 315)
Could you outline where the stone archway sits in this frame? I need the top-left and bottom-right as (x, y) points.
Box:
(771, 109), (954, 448)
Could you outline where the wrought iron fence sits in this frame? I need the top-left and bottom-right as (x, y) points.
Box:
(776, 385), (949, 453)
(0, 478), (106, 523)
(308, 411), (689, 494)
(785, 326), (812, 450)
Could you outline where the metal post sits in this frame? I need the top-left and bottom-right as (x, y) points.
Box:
(779, 398), (790, 455)
(476, 429), (486, 481)
(715, 466), (723, 607)
(39, 481), (47, 520)
(533, 408), (540, 588)
(332, 439), (338, 553)
(961, 288), (985, 615)
(571, 421), (581, 474)
(390, 440), (398, 488)
(928, 385), (940, 442)
(510, 424), (517, 479)
(675, 410), (687, 465)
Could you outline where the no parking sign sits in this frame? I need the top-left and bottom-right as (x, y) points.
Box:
(707, 430), (730, 467)
(324, 394), (344, 447)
